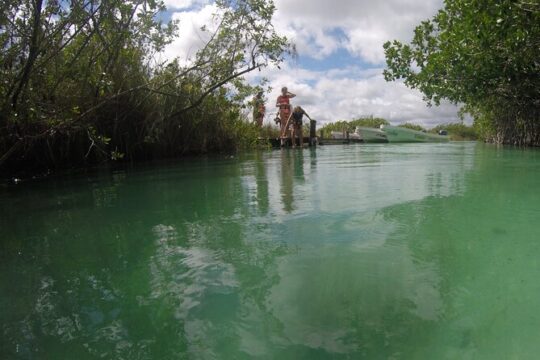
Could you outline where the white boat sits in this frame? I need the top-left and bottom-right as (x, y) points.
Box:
(329, 131), (346, 139)
(380, 125), (449, 143)
(354, 126), (388, 143)
(329, 131), (361, 140)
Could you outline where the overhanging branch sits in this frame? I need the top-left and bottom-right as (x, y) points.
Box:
(166, 63), (262, 118)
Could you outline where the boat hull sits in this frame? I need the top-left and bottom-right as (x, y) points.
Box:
(381, 125), (449, 143)
(354, 127), (388, 143)
(329, 131), (361, 140)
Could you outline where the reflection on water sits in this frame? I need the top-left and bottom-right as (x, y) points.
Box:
(279, 150), (305, 213)
(2, 143), (540, 358)
(254, 152), (269, 215)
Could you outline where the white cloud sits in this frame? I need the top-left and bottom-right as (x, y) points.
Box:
(163, 0), (193, 10)
(273, 0), (443, 64)
(249, 64), (463, 128)
(161, 4), (219, 64)
(163, 0), (210, 10)
(162, 0), (466, 127)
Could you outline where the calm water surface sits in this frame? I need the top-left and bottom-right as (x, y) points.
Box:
(1, 142), (540, 359)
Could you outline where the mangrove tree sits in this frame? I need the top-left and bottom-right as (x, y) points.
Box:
(383, 0), (539, 146)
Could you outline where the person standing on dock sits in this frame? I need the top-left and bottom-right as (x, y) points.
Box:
(276, 87), (295, 143)
(291, 106), (312, 148)
(252, 91), (265, 127)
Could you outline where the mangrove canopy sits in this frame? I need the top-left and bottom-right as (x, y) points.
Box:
(383, 0), (539, 146)
(0, 0), (290, 176)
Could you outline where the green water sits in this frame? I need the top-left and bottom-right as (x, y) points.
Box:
(1, 142), (540, 359)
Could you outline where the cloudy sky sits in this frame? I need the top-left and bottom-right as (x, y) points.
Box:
(161, 0), (465, 127)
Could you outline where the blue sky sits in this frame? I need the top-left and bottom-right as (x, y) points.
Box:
(161, 0), (466, 127)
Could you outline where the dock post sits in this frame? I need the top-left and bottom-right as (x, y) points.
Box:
(310, 120), (317, 146)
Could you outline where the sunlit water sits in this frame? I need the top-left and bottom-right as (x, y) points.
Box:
(1, 142), (540, 359)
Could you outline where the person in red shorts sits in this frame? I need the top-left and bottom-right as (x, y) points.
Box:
(276, 86), (295, 143)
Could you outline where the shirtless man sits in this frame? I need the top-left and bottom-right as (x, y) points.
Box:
(290, 106), (312, 148)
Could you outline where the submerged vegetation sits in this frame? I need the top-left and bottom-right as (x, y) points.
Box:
(0, 0), (290, 175)
(384, 0), (539, 146)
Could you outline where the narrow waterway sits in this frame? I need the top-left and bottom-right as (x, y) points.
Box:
(1, 142), (539, 359)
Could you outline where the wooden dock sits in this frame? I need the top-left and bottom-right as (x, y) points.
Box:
(318, 138), (363, 145)
(260, 137), (364, 148)
(258, 120), (364, 148)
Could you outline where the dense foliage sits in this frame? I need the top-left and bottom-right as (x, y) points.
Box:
(383, 0), (539, 146)
(398, 123), (425, 132)
(432, 123), (478, 140)
(0, 0), (290, 175)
